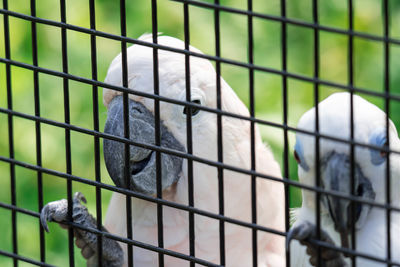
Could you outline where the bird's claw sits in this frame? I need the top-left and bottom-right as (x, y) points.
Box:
(40, 192), (124, 265)
(40, 192), (87, 233)
(74, 191), (87, 204)
(286, 220), (316, 250)
(40, 192), (97, 260)
(287, 220), (348, 267)
(40, 198), (68, 232)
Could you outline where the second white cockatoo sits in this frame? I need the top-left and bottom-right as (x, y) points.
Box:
(40, 34), (285, 266)
(288, 92), (400, 266)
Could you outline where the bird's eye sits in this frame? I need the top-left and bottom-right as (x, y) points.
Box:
(369, 130), (388, 165)
(380, 141), (389, 157)
(294, 150), (301, 164)
(183, 99), (201, 116)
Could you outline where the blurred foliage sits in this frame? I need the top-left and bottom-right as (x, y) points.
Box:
(0, 0), (400, 266)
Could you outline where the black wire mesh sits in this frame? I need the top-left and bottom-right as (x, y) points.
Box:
(0, 0), (399, 266)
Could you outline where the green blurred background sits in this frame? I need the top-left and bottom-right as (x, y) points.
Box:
(1, 0), (400, 266)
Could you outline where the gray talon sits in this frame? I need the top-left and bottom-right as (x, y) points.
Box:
(74, 192), (87, 204)
(40, 193), (87, 232)
(40, 198), (68, 233)
(40, 204), (50, 232)
(288, 221), (348, 267)
(286, 220), (315, 250)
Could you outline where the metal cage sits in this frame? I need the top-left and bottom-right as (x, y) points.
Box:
(0, 0), (398, 266)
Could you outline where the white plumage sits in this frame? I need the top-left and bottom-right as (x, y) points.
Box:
(290, 92), (400, 266)
(103, 34), (285, 266)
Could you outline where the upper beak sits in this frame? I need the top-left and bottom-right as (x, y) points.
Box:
(103, 96), (185, 195)
(320, 152), (375, 248)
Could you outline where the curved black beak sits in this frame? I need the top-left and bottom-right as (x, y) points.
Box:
(103, 96), (185, 195)
(320, 152), (375, 249)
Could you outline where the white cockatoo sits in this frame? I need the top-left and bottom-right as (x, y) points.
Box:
(41, 34), (285, 267)
(288, 92), (400, 267)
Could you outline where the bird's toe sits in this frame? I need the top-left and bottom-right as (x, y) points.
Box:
(40, 199), (68, 232)
(81, 244), (95, 259)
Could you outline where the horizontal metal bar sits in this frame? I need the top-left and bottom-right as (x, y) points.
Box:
(0, 156), (286, 235)
(0, 249), (55, 267)
(0, 59), (399, 157)
(1, 99), (399, 164)
(69, 222), (220, 266)
(1, 108), (400, 211)
(1, 200), (398, 266)
(304, 237), (400, 266)
(1, 2), (399, 48)
(170, 0), (400, 46)
(0, 202), (40, 218)
(67, 217), (400, 266)
(0, 9), (400, 103)
(1, 151), (400, 229)
(0, 203), (219, 267)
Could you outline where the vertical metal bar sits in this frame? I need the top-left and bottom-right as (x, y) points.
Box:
(383, 0), (391, 265)
(246, 1), (257, 266)
(150, 1), (164, 266)
(59, 0), (75, 265)
(30, 0), (45, 262)
(348, 0), (356, 266)
(3, 0), (18, 266)
(280, 0), (290, 266)
(312, 0), (321, 266)
(213, 1), (225, 265)
(119, 1), (133, 266)
(182, 3), (196, 267)
(88, 0), (103, 266)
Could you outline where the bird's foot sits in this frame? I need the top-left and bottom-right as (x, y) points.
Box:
(40, 192), (124, 266)
(287, 220), (348, 267)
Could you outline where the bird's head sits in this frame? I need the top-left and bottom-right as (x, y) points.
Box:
(102, 34), (251, 196)
(295, 92), (400, 247)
